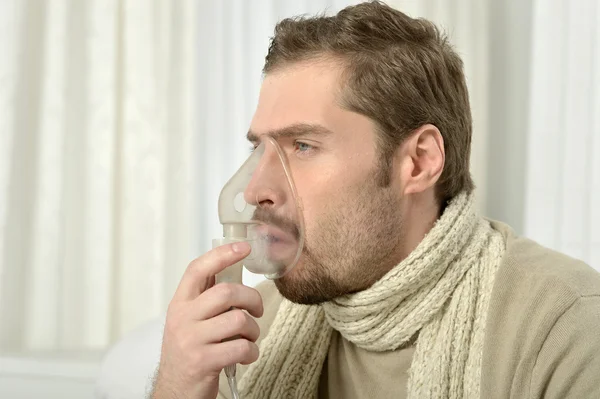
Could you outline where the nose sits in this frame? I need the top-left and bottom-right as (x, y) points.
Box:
(244, 144), (287, 209)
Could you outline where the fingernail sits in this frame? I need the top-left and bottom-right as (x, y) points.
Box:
(232, 242), (250, 253)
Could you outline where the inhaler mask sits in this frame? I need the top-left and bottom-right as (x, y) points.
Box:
(213, 136), (304, 399)
(214, 136), (305, 399)
(213, 136), (305, 283)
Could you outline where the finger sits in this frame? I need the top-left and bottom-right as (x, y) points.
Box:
(204, 339), (260, 371)
(198, 309), (260, 343)
(173, 242), (251, 302)
(192, 283), (264, 320)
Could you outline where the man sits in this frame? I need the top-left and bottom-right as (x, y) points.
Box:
(152, 2), (600, 398)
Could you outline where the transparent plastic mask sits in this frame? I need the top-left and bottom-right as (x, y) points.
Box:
(217, 136), (304, 279)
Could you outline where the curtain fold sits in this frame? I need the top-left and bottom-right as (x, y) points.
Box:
(523, 0), (600, 269)
(0, 0), (197, 352)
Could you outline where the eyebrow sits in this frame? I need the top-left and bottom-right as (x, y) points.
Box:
(246, 123), (333, 143)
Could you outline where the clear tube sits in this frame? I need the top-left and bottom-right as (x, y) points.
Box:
(225, 364), (240, 399)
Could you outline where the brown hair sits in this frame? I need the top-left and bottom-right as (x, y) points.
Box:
(263, 1), (474, 204)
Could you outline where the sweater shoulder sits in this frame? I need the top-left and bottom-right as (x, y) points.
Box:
(481, 220), (600, 397)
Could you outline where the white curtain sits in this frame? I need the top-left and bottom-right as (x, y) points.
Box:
(0, 0), (196, 352)
(523, 0), (600, 269)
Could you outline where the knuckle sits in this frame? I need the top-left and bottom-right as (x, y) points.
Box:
(164, 316), (180, 337)
(248, 288), (264, 314)
(229, 309), (247, 328)
(167, 300), (184, 315)
(165, 304), (187, 332)
(250, 319), (261, 338)
(238, 339), (253, 356)
(166, 300), (180, 316)
(240, 341), (259, 363)
(174, 328), (194, 352)
(214, 283), (235, 303)
(186, 256), (211, 282)
(186, 257), (196, 270)
(185, 257), (201, 275)
(221, 340), (258, 366)
(217, 243), (235, 256)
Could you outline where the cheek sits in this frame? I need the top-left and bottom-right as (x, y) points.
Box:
(294, 177), (359, 241)
(290, 154), (376, 232)
(294, 176), (338, 236)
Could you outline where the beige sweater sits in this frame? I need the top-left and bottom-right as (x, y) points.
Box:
(218, 221), (600, 398)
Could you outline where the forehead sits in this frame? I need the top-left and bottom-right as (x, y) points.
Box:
(249, 59), (380, 150)
(249, 60), (345, 135)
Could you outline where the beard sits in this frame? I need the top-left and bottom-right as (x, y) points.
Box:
(270, 170), (405, 305)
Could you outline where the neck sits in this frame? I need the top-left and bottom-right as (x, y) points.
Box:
(397, 190), (441, 261)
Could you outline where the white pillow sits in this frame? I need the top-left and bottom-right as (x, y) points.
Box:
(94, 316), (165, 399)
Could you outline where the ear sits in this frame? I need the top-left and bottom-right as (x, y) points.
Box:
(395, 124), (445, 196)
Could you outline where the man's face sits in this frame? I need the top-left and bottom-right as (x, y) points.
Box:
(247, 60), (405, 304)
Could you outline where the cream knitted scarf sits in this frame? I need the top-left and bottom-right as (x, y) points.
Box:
(239, 192), (505, 398)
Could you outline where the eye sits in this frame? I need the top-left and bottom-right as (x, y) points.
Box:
(294, 141), (314, 153)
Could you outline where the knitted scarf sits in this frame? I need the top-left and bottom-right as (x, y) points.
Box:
(239, 192), (505, 398)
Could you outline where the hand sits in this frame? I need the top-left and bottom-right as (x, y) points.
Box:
(151, 242), (263, 399)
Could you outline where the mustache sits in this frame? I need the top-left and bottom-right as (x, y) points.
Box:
(252, 207), (301, 240)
